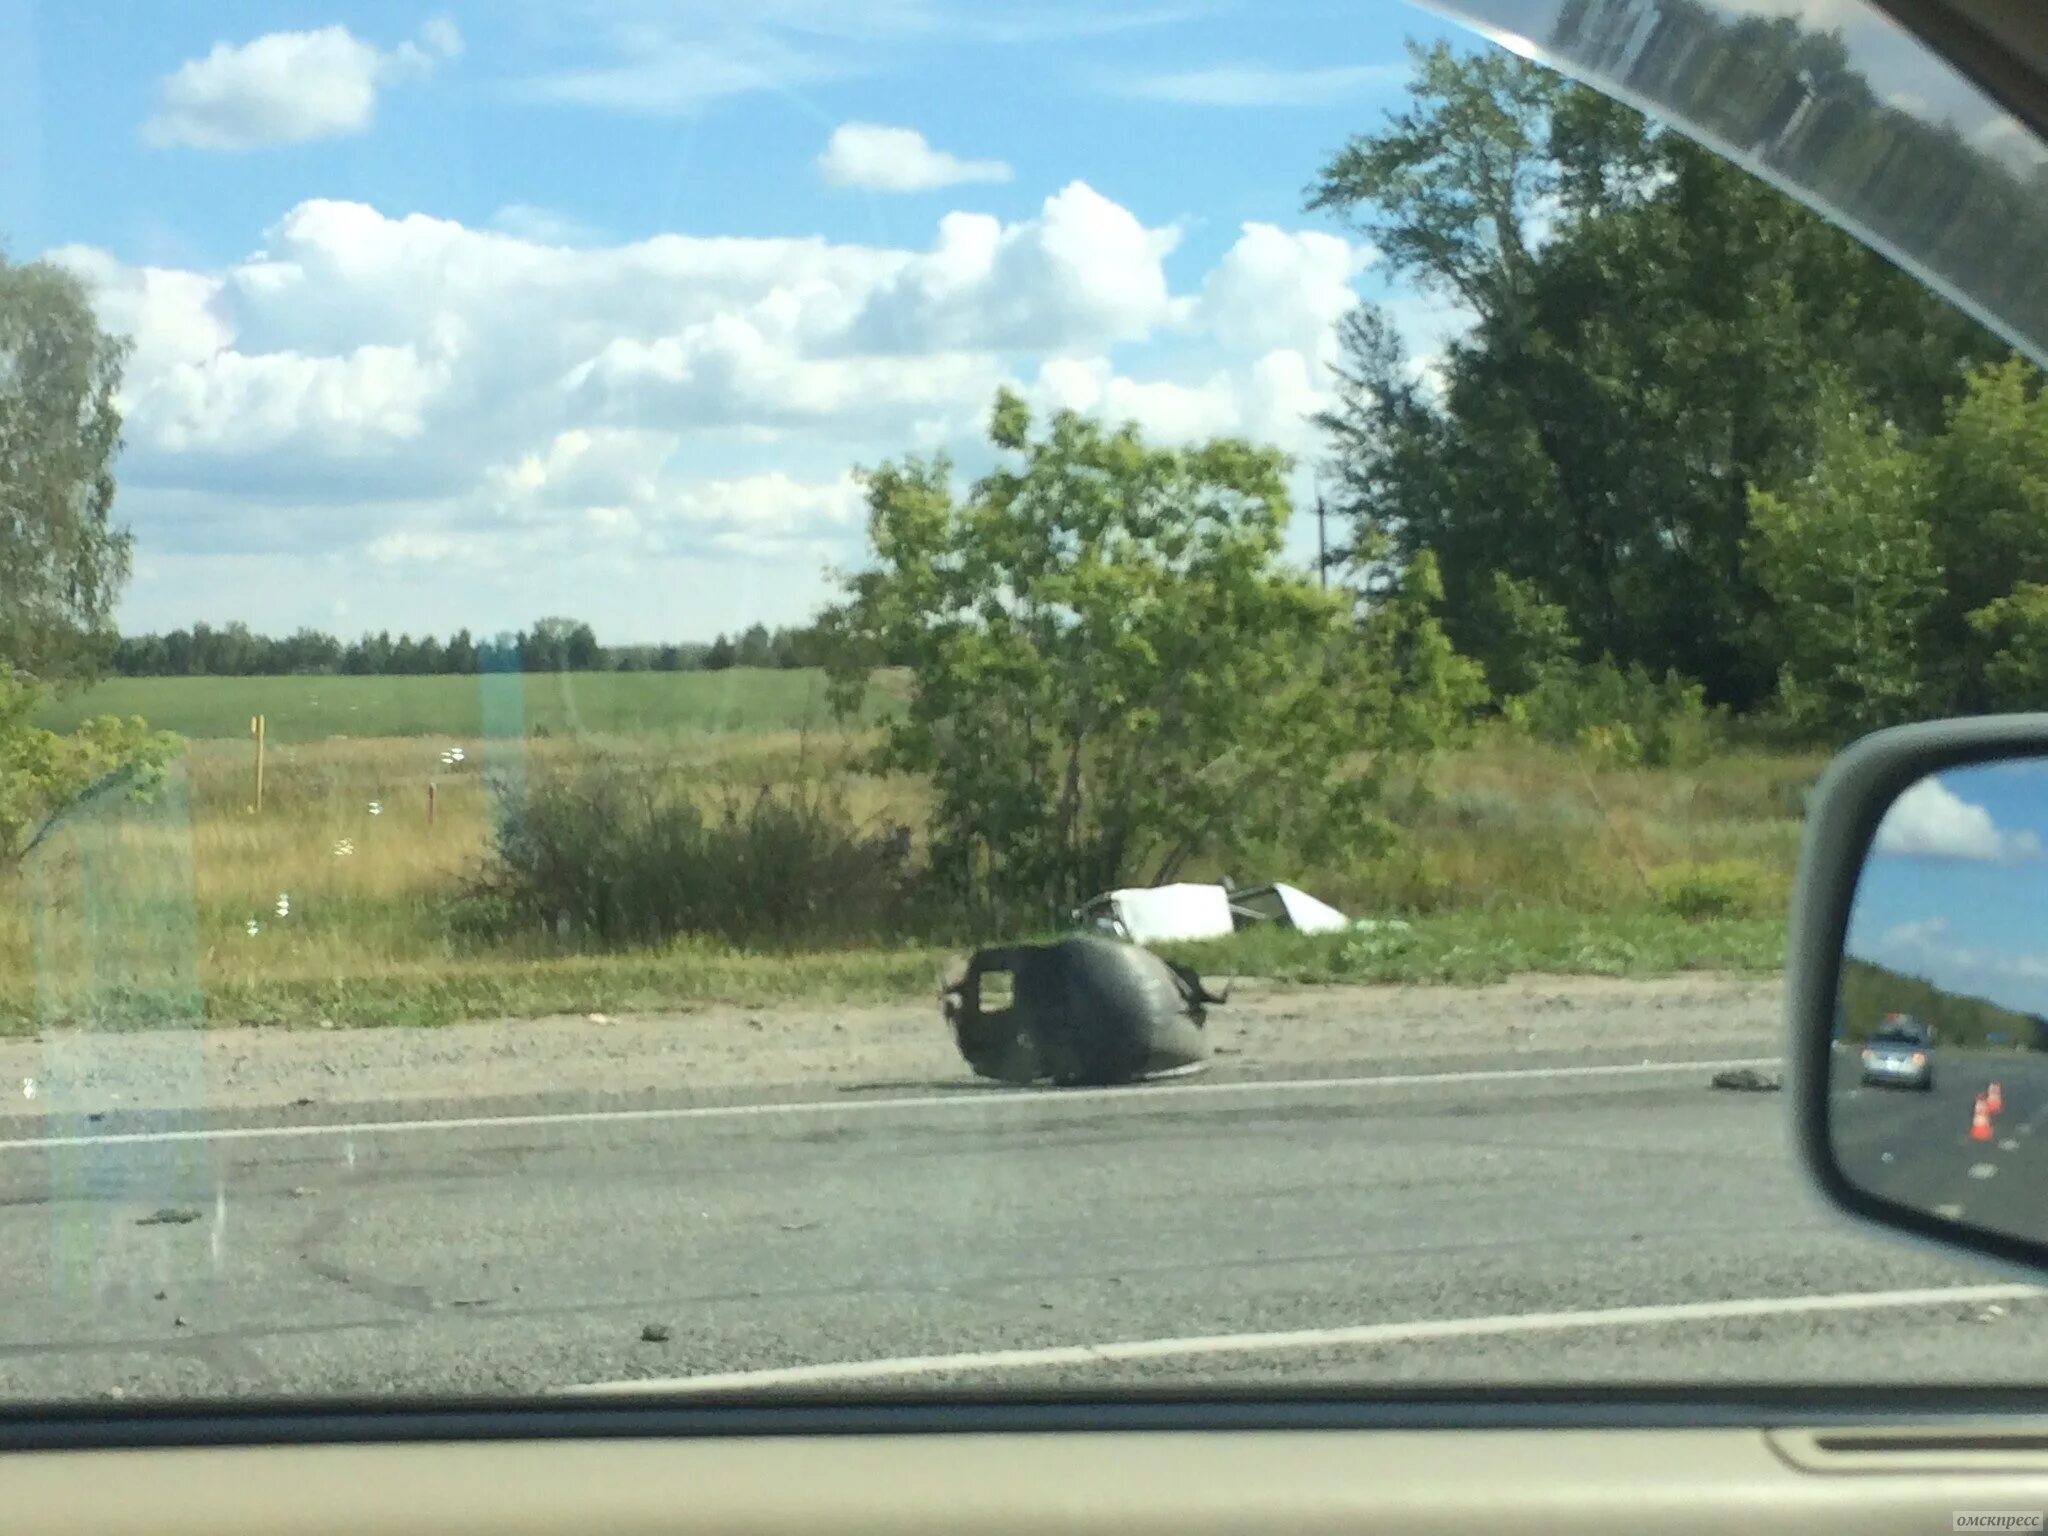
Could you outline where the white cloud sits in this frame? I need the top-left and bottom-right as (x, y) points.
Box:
(488, 204), (600, 246)
(1878, 917), (1950, 950)
(1120, 62), (1402, 107)
(57, 179), (1371, 634)
(846, 181), (1180, 353)
(817, 123), (1011, 192)
(143, 21), (461, 150)
(518, 1), (1185, 117)
(1874, 777), (2044, 863)
(1199, 222), (1374, 362)
(523, 31), (840, 116)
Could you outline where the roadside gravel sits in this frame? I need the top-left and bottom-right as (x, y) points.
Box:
(0, 972), (1783, 1118)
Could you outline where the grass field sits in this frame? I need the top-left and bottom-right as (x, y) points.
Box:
(33, 668), (903, 743)
(0, 674), (1817, 1032)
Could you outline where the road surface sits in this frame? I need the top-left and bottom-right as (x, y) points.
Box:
(1833, 1046), (2048, 1250)
(0, 1035), (2040, 1401)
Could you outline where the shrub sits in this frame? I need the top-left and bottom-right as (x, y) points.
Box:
(1503, 658), (1720, 767)
(479, 757), (922, 948)
(1648, 859), (1788, 921)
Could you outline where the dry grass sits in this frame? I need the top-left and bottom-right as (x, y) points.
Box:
(0, 720), (1816, 1031)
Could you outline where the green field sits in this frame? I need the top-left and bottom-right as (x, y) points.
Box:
(0, 683), (1814, 1032)
(34, 668), (902, 743)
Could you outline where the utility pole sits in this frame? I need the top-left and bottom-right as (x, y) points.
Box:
(1316, 493), (1328, 591)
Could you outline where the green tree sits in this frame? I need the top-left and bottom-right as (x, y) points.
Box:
(1924, 357), (2048, 707)
(0, 256), (175, 866)
(1746, 381), (1944, 735)
(826, 388), (1472, 925)
(0, 258), (131, 685)
(1970, 585), (2048, 711)
(704, 634), (736, 671)
(1312, 43), (1997, 709)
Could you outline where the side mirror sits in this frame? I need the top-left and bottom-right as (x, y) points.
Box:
(1791, 716), (2048, 1273)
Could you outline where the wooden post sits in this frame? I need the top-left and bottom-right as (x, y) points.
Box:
(1316, 494), (1328, 592)
(251, 714), (266, 813)
(427, 780), (437, 828)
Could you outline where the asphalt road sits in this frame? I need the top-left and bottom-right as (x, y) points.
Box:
(1833, 1045), (2048, 1249)
(0, 1045), (2043, 1402)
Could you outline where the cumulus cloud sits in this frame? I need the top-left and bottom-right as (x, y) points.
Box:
(817, 123), (1010, 192)
(1874, 777), (2044, 863)
(55, 179), (1370, 629)
(1199, 222), (1373, 362)
(845, 182), (1180, 353)
(143, 20), (461, 150)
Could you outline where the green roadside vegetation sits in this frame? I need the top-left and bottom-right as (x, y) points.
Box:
(1839, 957), (2044, 1050)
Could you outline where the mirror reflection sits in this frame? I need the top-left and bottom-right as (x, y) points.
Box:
(1831, 760), (2048, 1248)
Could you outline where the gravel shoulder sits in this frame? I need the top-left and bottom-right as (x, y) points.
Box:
(0, 972), (1784, 1119)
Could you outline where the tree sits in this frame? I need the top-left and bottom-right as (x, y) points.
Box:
(0, 257), (175, 865)
(704, 634), (736, 671)
(0, 258), (131, 687)
(734, 623), (774, 668)
(654, 644), (683, 672)
(519, 616), (599, 672)
(825, 389), (1476, 926)
(1746, 381), (1944, 735)
(444, 629), (477, 674)
(1312, 43), (1998, 709)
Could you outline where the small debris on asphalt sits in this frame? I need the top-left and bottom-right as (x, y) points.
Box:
(136, 1207), (202, 1226)
(640, 1323), (672, 1343)
(1710, 1068), (1781, 1092)
(779, 1221), (817, 1233)
(585, 1013), (612, 1025)
(153, 1290), (167, 1301)
(1977, 1304), (2008, 1323)
(173, 1316), (187, 1329)
(289, 1186), (316, 1199)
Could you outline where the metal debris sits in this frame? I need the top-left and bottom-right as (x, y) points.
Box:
(941, 933), (1221, 1087)
(136, 1207), (203, 1226)
(1710, 1067), (1782, 1092)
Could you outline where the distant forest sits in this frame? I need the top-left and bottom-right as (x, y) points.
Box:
(106, 618), (831, 678)
(1839, 956), (2048, 1050)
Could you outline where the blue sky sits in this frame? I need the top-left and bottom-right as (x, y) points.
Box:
(1847, 763), (2048, 1017)
(4, 0), (1484, 644)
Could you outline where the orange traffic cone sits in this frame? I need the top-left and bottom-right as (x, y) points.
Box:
(1971, 1095), (1995, 1142)
(1988, 1082), (2004, 1115)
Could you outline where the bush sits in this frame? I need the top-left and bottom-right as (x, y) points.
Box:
(1502, 658), (1720, 767)
(1648, 859), (1788, 921)
(479, 757), (922, 948)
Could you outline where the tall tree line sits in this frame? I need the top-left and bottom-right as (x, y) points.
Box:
(1312, 30), (2017, 724)
(108, 618), (833, 677)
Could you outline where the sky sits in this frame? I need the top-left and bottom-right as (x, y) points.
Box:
(4, 0), (2018, 647)
(1846, 763), (2048, 1019)
(1, 0), (1487, 645)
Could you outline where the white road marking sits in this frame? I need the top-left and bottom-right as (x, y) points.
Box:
(1935, 1203), (1966, 1219)
(2000, 1139), (2019, 1151)
(1970, 1163), (1999, 1180)
(0, 1056), (1778, 1154)
(559, 1283), (2048, 1396)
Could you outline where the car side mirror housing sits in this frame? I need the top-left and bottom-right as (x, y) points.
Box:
(1791, 715), (2048, 1274)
